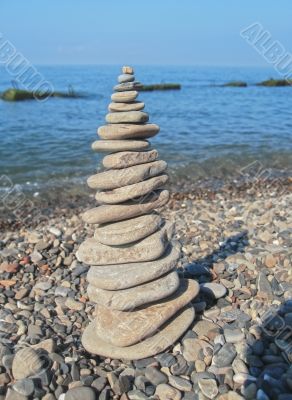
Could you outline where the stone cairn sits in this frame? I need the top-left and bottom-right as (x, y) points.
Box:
(77, 66), (200, 360)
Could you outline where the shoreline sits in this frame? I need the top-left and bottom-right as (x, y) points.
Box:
(0, 175), (291, 231)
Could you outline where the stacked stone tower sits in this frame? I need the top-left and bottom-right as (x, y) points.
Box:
(77, 66), (199, 360)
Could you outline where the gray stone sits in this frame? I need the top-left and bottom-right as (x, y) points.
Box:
(118, 74), (135, 83)
(93, 279), (199, 345)
(88, 271), (180, 311)
(98, 123), (159, 141)
(105, 111), (149, 124)
(168, 375), (192, 391)
(145, 366), (168, 385)
(198, 379), (218, 399)
(257, 272), (273, 299)
(102, 149), (158, 169)
(12, 347), (44, 379)
(87, 160), (166, 190)
(200, 283), (227, 299)
(94, 214), (163, 245)
(111, 90), (138, 103)
(155, 384), (182, 400)
(114, 82), (142, 92)
(95, 174), (168, 205)
(92, 139), (149, 153)
(224, 328), (245, 343)
(5, 388), (28, 400)
(91, 376), (107, 391)
(183, 338), (213, 362)
(82, 305), (195, 360)
(81, 189), (169, 225)
(213, 343), (237, 367)
(108, 101), (144, 112)
(64, 387), (96, 400)
(78, 227), (168, 266)
(33, 281), (52, 291)
(127, 390), (148, 400)
(0, 343), (11, 366)
(13, 378), (35, 396)
(86, 243), (180, 290)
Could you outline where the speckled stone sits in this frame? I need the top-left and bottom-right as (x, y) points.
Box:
(102, 149), (158, 169)
(98, 123), (159, 140)
(94, 214), (163, 245)
(81, 189), (170, 225)
(95, 174), (168, 204)
(86, 243), (180, 290)
(82, 305), (195, 360)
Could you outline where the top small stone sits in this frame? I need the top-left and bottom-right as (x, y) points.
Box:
(122, 65), (134, 74)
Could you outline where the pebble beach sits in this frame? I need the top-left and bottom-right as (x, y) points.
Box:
(0, 177), (291, 400)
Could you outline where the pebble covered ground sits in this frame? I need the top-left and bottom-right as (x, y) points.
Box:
(0, 181), (291, 400)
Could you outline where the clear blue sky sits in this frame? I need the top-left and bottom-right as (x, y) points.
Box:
(1, 0), (291, 66)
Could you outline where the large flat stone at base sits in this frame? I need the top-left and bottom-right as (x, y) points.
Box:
(94, 279), (199, 347)
(82, 305), (195, 360)
(87, 243), (181, 290)
(87, 270), (180, 311)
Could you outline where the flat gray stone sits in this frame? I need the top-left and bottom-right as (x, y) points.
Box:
(103, 149), (158, 169)
(95, 174), (169, 204)
(92, 139), (149, 153)
(86, 243), (181, 290)
(98, 123), (159, 140)
(111, 90), (138, 103)
(64, 387), (96, 400)
(77, 226), (168, 265)
(200, 282), (227, 299)
(114, 82), (142, 91)
(155, 384), (182, 400)
(82, 305), (195, 360)
(12, 347), (43, 379)
(108, 101), (145, 112)
(145, 366), (168, 385)
(213, 343), (237, 367)
(106, 111), (149, 124)
(88, 270), (179, 310)
(82, 189), (169, 224)
(87, 160), (167, 190)
(93, 279), (199, 346)
(118, 74), (135, 83)
(198, 379), (218, 399)
(224, 328), (245, 343)
(13, 379), (34, 396)
(5, 388), (28, 400)
(94, 214), (163, 245)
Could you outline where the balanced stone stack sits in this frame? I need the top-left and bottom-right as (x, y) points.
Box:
(77, 66), (199, 360)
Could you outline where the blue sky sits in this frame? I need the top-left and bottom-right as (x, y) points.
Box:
(0, 0), (291, 66)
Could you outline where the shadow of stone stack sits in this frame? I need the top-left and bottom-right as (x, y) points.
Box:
(77, 66), (199, 360)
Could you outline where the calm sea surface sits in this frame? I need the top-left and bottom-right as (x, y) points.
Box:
(0, 65), (291, 193)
